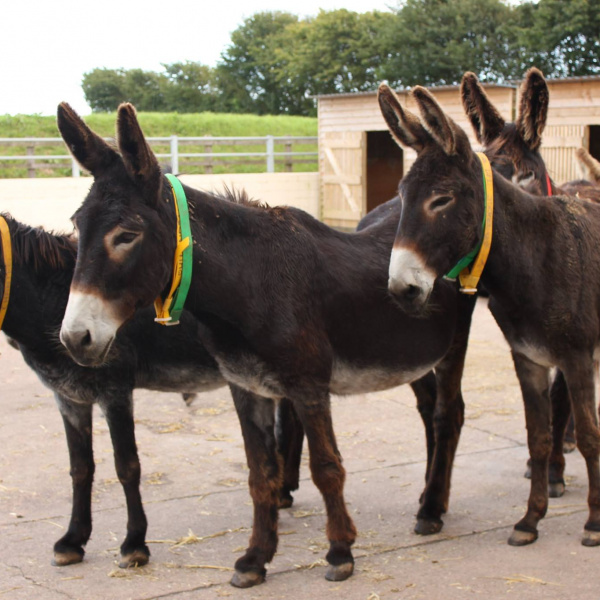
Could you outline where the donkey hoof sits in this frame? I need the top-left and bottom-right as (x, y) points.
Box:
(563, 440), (577, 454)
(279, 490), (294, 509)
(325, 561), (354, 581)
(548, 482), (565, 498)
(119, 549), (150, 568)
(508, 528), (538, 546)
(52, 549), (84, 566)
(414, 517), (443, 536)
(582, 529), (600, 547)
(231, 569), (265, 588)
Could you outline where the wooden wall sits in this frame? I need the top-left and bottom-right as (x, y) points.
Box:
(0, 172), (320, 232)
(318, 85), (516, 228)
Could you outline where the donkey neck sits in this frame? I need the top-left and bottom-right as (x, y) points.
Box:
(1, 220), (75, 350)
(481, 171), (598, 310)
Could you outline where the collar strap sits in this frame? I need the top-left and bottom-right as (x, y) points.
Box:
(545, 171), (553, 196)
(154, 174), (193, 326)
(0, 216), (13, 330)
(444, 152), (494, 294)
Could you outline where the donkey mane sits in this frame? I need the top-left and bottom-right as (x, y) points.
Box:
(2, 213), (76, 271)
(214, 184), (268, 210)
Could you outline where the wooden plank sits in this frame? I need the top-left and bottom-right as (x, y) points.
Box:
(322, 146), (361, 214)
(322, 174), (362, 185)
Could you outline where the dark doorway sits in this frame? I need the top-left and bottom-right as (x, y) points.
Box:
(589, 125), (600, 161)
(366, 130), (403, 213)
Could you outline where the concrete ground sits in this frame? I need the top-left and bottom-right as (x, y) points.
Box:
(0, 297), (596, 600)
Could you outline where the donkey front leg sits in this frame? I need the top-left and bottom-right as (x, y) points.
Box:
(101, 397), (149, 567)
(53, 395), (94, 566)
(509, 353), (552, 546)
(416, 294), (474, 535)
(294, 393), (357, 582)
(562, 361), (600, 546)
(230, 386), (281, 588)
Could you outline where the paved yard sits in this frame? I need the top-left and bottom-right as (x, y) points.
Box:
(0, 298), (595, 599)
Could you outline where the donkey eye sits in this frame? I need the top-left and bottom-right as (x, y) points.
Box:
(427, 195), (454, 213)
(114, 231), (139, 246)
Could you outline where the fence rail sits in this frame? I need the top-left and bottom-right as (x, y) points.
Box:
(0, 135), (318, 178)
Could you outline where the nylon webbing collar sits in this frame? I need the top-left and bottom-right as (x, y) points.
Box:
(0, 216), (13, 330)
(545, 171), (553, 196)
(444, 152), (494, 294)
(154, 174), (193, 326)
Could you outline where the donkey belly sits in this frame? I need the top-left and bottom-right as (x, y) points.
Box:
(329, 358), (436, 396)
(137, 365), (225, 393)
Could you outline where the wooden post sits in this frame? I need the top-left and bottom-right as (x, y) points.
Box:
(26, 145), (35, 178)
(205, 142), (213, 174)
(285, 142), (293, 172)
(266, 136), (275, 173)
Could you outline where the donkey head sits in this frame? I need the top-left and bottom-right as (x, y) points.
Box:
(58, 103), (175, 366)
(461, 68), (550, 195)
(380, 84), (485, 313)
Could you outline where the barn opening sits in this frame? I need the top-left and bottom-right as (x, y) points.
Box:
(366, 130), (404, 214)
(588, 125), (600, 161)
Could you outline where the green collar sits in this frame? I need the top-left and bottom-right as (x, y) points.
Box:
(154, 174), (193, 325)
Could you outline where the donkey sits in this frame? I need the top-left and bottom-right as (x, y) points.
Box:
(380, 82), (600, 548)
(0, 214), (313, 568)
(461, 68), (600, 491)
(0, 214), (228, 567)
(56, 102), (476, 587)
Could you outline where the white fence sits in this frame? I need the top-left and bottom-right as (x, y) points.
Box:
(0, 136), (318, 178)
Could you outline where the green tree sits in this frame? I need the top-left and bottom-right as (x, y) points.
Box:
(216, 11), (301, 115)
(163, 61), (219, 112)
(281, 10), (388, 97)
(82, 68), (129, 112)
(379, 0), (522, 86)
(515, 0), (600, 77)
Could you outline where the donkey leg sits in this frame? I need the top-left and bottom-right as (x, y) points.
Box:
(563, 363), (600, 546)
(416, 295), (474, 535)
(230, 386), (281, 588)
(548, 370), (570, 497)
(275, 397), (304, 508)
(509, 354), (551, 546)
(53, 396), (94, 566)
(409, 371), (437, 488)
(294, 395), (357, 582)
(101, 398), (149, 568)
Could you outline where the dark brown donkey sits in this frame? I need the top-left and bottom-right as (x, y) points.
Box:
(380, 82), (600, 548)
(56, 102), (476, 586)
(461, 67), (600, 494)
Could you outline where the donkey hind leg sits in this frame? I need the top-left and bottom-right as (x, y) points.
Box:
(416, 294), (474, 536)
(509, 354), (552, 546)
(410, 371), (437, 489)
(230, 386), (281, 588)
(294, 395), (357, 582)
(548, 370), (570, 497)
(53, 395), (94, 566)
(563, 361), (600, 546)
(523, 369), (570, 496)
(275, 397), (304, 508)
(101, 398), (149, 567)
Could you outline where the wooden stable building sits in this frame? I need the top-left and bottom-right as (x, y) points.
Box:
(318, 76), (600, 229)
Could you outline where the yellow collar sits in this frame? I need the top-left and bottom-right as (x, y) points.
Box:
(0, 216), (13, 330)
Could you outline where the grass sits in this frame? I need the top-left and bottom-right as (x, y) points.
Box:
(0, 112), (318, 178)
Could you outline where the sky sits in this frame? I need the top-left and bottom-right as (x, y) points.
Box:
(2, 0), (396, 117)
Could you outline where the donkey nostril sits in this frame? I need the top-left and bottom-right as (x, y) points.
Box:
(81, 330), (92, 348)
(404, 285), (421, 300)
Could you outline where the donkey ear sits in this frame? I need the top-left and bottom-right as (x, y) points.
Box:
(516, 68), (549, 150)
(460, 72), (506, 145)
(116, 103), (163, 208)
(378, 83), (431, 152)
(411, 86), (459, 156)
(57, 102), (118, 175)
